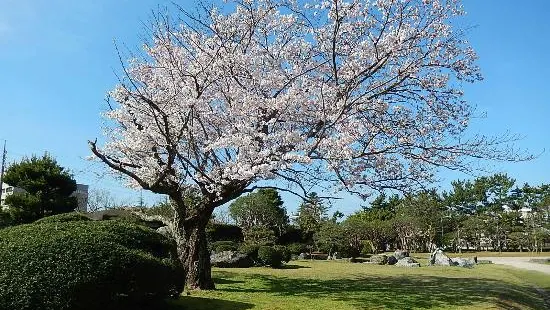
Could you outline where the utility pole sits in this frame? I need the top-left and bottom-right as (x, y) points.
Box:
(0, 141), (6, 205)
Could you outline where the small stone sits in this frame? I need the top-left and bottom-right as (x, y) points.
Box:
(396, 257), (420, 267)
(451, 257), (476, 268)
(210, 251), (254, 268)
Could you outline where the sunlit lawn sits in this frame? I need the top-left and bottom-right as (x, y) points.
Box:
(164, 259), (550, 310)
(443, 251), (550, 258)
(403, 251), (550, 258)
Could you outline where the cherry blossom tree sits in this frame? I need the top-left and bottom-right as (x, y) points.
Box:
(90, 0), (524, 289)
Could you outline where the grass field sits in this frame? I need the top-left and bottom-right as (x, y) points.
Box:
(165, 259), (550, 310)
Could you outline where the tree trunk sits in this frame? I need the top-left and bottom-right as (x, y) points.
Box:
(173, 207), (215, 290)
(457, 227), (461, 254)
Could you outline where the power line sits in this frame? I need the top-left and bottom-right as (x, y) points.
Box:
(0, 140), (6, 200)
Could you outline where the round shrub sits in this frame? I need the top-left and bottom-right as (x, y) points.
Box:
(257, 246), (283, 268)
(273, 245), (291, 263)
(0, 220), (184, 310)
(211, 240), (239, 253)
(33, 212), (91, 224)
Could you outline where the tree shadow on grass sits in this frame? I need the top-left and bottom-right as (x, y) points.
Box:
(217, 272), (544, 309)
(164, 296), (254, 310)
(214, 277), (246, 285)
(280, 264), (311, 269)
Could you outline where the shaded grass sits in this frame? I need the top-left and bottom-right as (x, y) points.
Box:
(166, 260), (550, 309)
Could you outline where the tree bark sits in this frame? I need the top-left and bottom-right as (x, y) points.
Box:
(173, 207), (215, 290)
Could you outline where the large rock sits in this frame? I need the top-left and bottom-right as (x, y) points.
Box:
(387, 255), (398, 265)
(429, 249), (452, 266)
(451, 257), (476, 268)
(370, 254), (388, 265)
(211, 251), (253, 268)
(394, 250), (410, 260)
(396, 257), (420, 267)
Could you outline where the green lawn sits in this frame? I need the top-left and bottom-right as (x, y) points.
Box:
(165, 260), (550, 310)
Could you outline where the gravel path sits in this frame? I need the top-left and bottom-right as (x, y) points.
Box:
(481, 256), (550, 307)
(482, 256), (550, 274)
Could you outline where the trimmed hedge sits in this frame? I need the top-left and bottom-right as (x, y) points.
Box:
(33, 212), (91, 224)
(0, 220), (184, 310)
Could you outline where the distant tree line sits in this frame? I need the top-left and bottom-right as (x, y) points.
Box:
(210, 174), (549, 257)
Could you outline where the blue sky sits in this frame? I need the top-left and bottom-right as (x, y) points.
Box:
(0, 0), (548, 215)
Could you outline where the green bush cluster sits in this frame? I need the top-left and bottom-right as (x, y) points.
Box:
(243, 226), (277, 245)
(273, 245), (291, 263)
(257, 246), (284, 268)
(207, 223), (244, 243)
(287, 243), (308, 255)
(238, 243), (260, 261)
(277, 226), (305, 244)
(238, 244), (290, 267)
(0, 220), (184, 310)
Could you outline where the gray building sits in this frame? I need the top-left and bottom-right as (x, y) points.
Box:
(0, 184), (25, 210)
(1, 182), (89, 212)
(72, 184), (89, 212)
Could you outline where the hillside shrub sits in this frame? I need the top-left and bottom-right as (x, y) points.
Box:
(0, 220), (184, 310)
(257, 246), (283, 268)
